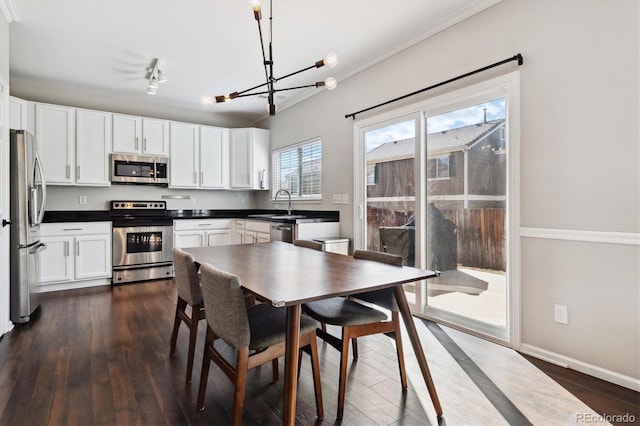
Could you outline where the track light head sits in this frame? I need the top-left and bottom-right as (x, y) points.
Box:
(146, 58), (167, 95)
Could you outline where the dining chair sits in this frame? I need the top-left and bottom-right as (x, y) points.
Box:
(301, 248), (406, 419)
(170, 247), (206, 383)
(196, 262), (324, 425)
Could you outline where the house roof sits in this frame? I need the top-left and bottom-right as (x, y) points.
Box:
(366, 119), (504, 164)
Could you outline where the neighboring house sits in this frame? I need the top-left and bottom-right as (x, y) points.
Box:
(366, 119), (506, 271)
(367, 119), (506, 209)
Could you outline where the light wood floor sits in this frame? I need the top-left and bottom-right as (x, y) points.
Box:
(0, 279), (637, 425)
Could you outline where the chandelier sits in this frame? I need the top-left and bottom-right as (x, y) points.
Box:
(204, 0), (338, 115)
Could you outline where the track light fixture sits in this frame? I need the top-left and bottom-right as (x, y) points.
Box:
(146, 59), (168, 95)
(203, 0), (338, 115)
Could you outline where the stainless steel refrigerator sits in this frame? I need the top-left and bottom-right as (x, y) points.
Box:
(9, 129), (47, 323)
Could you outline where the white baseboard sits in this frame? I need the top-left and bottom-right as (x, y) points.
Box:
(519, 343), (640, 392)
(39, 278), (111, 293)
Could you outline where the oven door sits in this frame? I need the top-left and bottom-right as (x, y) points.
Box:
(112, 225), (173, 267)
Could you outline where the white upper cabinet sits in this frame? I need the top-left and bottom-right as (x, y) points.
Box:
(142, 117), (170, 155)
(230, 128), (270, 190)
(169, 122), (199, 188)
(76, 109), (111, 186)
(170, 124), (230, 190)
(199, 126), (229, 189)
(35, 103), (111, 186)
(35, 103), (76, 185)
(112, 114), (169, 156)
(9, 96), (27, 130)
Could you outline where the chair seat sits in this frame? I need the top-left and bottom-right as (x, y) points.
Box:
(248, 303), (318, 350)
(303, 297), (388, 327)
(352, 289), (398, 311)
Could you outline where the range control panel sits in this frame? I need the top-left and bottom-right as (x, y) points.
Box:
(110, 201), (166, 211)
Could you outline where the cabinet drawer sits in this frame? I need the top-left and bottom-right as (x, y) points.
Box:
(245, 220), (270, 233)
(41, 221), (111, 236)
(173, 219), (233, 231)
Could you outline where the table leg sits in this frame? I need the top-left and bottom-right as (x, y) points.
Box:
(393, 286), (443, 417)
(283, 304), (301, 425)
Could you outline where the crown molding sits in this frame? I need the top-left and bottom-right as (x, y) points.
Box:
(0, 0), (21, 23)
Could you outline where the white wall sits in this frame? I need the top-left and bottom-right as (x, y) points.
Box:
(259, 0), (640, 388)
(45, 185), (257, 211)
(0, 4), (12, 335)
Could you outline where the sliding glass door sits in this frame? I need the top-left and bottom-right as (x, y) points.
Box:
(354, 73), (519, 344)
(359, 116), (420, 307)
(423, 97), (508, 340)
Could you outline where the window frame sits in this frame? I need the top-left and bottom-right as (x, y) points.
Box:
(427, 154), (451, 180)
(271, 137), (323, 202)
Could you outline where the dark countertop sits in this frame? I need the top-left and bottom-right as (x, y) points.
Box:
(43, 209), (339, 224)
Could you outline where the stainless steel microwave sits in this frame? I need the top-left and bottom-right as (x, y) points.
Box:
(110, 153), (169, 185)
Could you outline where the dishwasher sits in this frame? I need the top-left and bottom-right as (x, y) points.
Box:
(270, 222), (293, 243)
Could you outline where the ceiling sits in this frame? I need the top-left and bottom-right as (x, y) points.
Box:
(7, 0), (499, 124)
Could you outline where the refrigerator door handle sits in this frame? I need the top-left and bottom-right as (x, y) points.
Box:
(28, 241), (47, 254)
(34, 153), (47, 226)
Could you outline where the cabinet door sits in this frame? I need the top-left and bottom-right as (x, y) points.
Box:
(230, 128), (270, 189)
(200, 126), (229, 189)
(174, 231), (204, 248)
(205, 229), (233, 246)
(252, 128), (270, 190)
(75, 234), (111, 280)
(142, 118), (169, 156)
(230, 129), (252, 189)
(235, 229), (245, 245)
(169, 122), (199, 188)
(35, 103), (75, 184)
(76, 109), (111, 186)
(244, 230), (258, 244)
(39, 237), (73, 284)
(9, 96), (27, 130)
(112, 114), (142, 153)
(256, 232), (270, 244)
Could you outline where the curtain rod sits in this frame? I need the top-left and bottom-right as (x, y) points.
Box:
(345, 53), (523, 120)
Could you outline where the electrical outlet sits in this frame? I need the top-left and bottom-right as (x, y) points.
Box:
(341, 194), (349, 204)
(79, 195), (86, 205)
(554, 304), (568, 324)
(190, 197), (196, 205)
(332, 194), (341, 204)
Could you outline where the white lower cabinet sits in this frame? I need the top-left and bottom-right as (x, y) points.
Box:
(39, 222), (112, 291)
(174, 219), (234, 248)
(236, 220), (270, 244)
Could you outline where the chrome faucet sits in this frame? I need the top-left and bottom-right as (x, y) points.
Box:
(274, 189), (293, 216)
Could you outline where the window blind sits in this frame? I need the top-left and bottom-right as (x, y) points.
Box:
(272, 138), (322, 200)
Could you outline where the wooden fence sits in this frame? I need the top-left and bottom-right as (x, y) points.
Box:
(366, 206), (505, 271)
(440, 208), (505, 271)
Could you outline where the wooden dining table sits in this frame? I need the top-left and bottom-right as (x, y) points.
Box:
(184, 241), (443, 424)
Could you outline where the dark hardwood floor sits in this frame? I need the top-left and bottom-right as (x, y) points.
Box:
(0, 280), (637, 425)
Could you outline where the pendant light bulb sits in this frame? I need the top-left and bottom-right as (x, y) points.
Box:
(324, 52), (338, 68)
(149, 77), (159, 90)
(324, 77), (337, 90)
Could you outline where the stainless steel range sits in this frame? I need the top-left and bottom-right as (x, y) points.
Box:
(110, 200), (174, 284)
